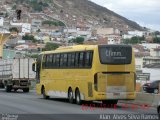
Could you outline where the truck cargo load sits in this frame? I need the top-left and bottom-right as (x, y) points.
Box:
(0, 58), (36, 92)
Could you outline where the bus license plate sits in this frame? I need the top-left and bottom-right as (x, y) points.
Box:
(113, 93), (120, 96)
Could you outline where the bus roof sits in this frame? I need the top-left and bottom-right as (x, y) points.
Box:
(40, 44), (132, 55)
(41, 45), (98, 54)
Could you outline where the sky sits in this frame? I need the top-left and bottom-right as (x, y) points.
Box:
(91, 0), (160, 31)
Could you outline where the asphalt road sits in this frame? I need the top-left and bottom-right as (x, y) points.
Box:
(0, 89), (158, 120)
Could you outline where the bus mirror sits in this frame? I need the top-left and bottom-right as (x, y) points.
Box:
(32, 63), (36, 72)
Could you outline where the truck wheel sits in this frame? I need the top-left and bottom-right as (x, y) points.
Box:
(23, 88), (29, 93)
(6, 85), (12, 92)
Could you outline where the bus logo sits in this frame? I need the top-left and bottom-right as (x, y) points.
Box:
(106, 50), (122, 57)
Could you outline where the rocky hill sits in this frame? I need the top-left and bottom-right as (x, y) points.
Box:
(12, 0), (144, 32)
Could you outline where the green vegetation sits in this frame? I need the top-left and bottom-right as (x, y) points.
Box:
(153, 31), (160, 35)
(42, 20), (65, 26)
(69, 37), (85, 44)
(12, 5), (16, 10)
(153, 37), (160, 43)
(123, 36), (145, 44)
(22, 34), (37, 43)
(9, 27), (19, 33)
(26, 54), (39, 58)
(15, 0), (49, 12)
(0, 13), (4, 15)
(43, 43), (60, 51)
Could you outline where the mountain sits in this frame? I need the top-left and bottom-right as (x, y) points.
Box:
(13, 0), (144, 32)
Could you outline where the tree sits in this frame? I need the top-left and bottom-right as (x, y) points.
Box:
(123, 36), (145, 44)
(69, 37), (85, 44)
(22, 34), (37, 43)
(9, 27), (19, 33)
(42, 20), (65, 26)
(44, 43), (60, 51)
(12, 5), (16, 10)
(153, 37), (160, 43)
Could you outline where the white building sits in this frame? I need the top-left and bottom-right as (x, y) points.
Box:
(122, 34), (134, 39)
(64, 28), (91, 39)
(150, 47), (160, 57)
(10, 21), (23, 26)
(0, 27), (10, 33)
(0, 17), (4, 26)
(22, 23), (31, 34)
(128, 31), (145, 37)
(96, 28), (120, 37)
(107, 35), (121, 44)
(77, 30), (91, 39)
(31, 19), (42, 32)
(141, 43), (160, 50)
(135, 57), (143, 69)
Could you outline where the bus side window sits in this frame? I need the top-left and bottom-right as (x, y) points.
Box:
(45, 55), (49, 69)
(84, 51), (89, 67)
(60, 54), (64, 68)
(79, 52), (84, 68)
(49, 54), (53, 69)
(42, 55), (46, 69)
(52, 54), (55, 68)
(75, 52), (79, 68)
(63, 53), (68, 68)
(71, 53), (75, 68)
(89, 51), (93, 67)
(67, 53), (72, 68)
(84, 51), (93, 68)
(55, 54), (60, 68)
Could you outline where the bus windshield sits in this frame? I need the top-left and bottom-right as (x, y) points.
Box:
(98, 45), (132, 65)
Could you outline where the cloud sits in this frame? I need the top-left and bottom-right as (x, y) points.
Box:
(91, 0), (160, 31)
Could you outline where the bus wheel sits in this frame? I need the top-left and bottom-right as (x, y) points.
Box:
(42, 87), (49, 99)
(75, 89), (82, 105)
(68, 89), (74, 103)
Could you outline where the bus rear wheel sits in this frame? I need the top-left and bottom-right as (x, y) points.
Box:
(68, 89), (74, 103)
(42, 87), (49, 99)
(75, 89), (82, 105)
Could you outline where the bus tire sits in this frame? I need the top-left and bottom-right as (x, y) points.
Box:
(6, 85), (12, 92)
(42, 87), (49, 99)
(102, 100), (118, 105)
(23, 88), (29, 93)
(68, 88), (74, 103)
(75, 89), (82, 105)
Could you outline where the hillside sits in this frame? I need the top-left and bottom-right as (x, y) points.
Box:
(12, 0), (143, 32)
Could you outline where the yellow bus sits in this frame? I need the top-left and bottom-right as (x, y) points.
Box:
(32, 45), (136, 105)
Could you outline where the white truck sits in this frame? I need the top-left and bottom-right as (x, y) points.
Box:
(0, 58), (36, 92)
